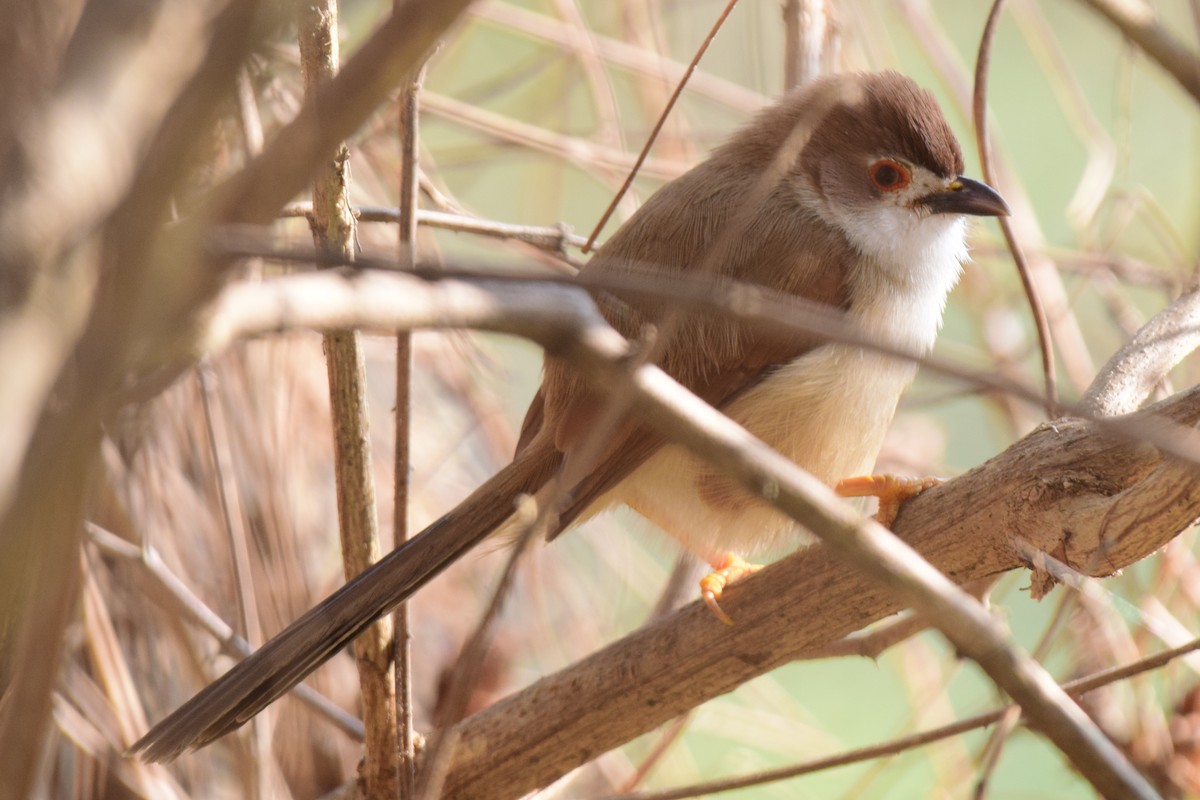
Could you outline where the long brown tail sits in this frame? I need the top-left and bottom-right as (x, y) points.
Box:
(129, 439), (562, 763)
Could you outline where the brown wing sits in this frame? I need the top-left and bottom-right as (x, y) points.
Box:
(520, 85), (861, 531)
(551, 325), (828, 532)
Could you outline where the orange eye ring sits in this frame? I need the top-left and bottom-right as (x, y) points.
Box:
(868, 159), (911, 192)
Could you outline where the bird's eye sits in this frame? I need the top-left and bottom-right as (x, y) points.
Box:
(868, 159), (911, 192)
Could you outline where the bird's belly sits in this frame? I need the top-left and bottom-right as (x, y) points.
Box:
(612, 344), (918, 559)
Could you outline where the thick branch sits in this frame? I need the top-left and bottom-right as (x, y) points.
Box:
(440, 388), (1200, 798)
(197, 269), (1190, 799)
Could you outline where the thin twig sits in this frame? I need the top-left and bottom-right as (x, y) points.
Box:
(280, 202), (588, 254)
(421, 91), (688, 184)
(795, 578), (996, 661)
(617, 715), (693, 794)
(973, 0), (1059, 415)
(972, 569), (1078, 796)
(195, 370), (263, 651)
(551, 0), (625, 149)
(394, 40), (428, 800)
(298, 0), (398, 792)
(582, 0), (741, 252)
(415, 504), (547, 800)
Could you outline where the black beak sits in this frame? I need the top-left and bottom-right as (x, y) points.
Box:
(919, 176), (1010, 217)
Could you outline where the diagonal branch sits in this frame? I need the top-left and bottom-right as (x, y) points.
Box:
(194, 267), (1192, 800)
(441, 379), (1198, 800)
(1075, 0), (1200, 105)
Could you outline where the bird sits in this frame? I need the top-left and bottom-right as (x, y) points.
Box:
(130, 70), (1009, 762)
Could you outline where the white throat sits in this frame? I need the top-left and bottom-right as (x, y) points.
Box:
(842, 208), (968, 354)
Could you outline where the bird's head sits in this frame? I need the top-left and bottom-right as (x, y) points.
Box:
(791, 71), (1009, 280)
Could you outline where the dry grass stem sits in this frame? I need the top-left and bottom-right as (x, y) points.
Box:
(85, 522), (365, 740)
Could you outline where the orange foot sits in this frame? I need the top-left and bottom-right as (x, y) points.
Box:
(835, 474), (942, 528)
(700, 553), (762, 626)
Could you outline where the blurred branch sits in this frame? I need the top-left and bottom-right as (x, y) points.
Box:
(281, 202), (588, 255)
(1076, 0), (1200, 105)
(783, 0), (827, 90)
(0, 2), (283, 796)
(0, 2), (478, 795)
(469, 2), (766, 113)
(55, 665), (188, 800)
(797, 577), (996, 661)
(0, 0), (232, 521)
(420, 91), (688, 182)
(550, 0), (625, 149)
(1082, 287), (1200, 417)
(997, 246), (1175, 291)
(79, 556), (188, 799)
(0, 0), (84, 165)
(235, 67), (265, 156)
(210, 0), (478, 225)
(415, 503), (547, 799)
(1010, 0), (1117, 230)
(198, 247), (1200, 469)
(196, 370), (273, 794)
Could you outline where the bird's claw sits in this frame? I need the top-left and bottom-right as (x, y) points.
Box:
(835, 474), (942, 528)
(699, 554), (762, 625)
